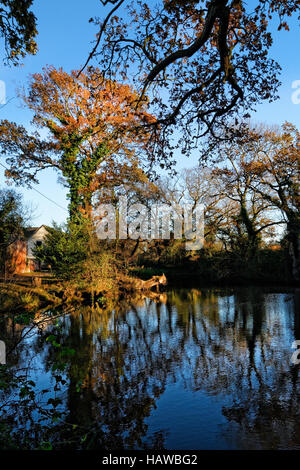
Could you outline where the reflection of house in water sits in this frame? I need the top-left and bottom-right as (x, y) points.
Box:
(6, 225), (49, 274)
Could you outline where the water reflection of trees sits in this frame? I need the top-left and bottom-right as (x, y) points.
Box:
(1, 287), (300, 449)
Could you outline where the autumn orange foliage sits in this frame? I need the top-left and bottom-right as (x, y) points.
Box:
(0, 66), (156, 219)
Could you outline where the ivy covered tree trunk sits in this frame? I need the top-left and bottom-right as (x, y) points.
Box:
(60, 137), (110, 222)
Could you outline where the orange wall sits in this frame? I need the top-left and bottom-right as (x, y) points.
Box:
(5, 241), (31, 274)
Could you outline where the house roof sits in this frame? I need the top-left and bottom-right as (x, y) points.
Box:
(24, 225), (51, 239)
(24, 227), (40, 238)
(7, 225), (50, 246)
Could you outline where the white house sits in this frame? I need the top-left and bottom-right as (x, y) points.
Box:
(6, 225), (50, 274)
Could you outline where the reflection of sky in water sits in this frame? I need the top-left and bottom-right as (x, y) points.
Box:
(2, 287), (300, 450)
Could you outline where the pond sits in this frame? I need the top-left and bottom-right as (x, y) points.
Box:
(1, 286), (300, 450)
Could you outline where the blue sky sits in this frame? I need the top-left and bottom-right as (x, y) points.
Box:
(0, 0), (299, 227)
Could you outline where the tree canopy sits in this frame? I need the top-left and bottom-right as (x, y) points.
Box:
(84, 0), (300, 155)
(0, 0), (37, 64)
(0, 66), (155, 219)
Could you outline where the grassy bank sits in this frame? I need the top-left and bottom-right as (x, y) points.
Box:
(0, 248), (297, 315)
(0, 283), (63, 314)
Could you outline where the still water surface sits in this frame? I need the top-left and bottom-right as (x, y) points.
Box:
(1, 286), (300, 449)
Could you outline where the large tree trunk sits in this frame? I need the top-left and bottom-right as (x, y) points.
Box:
(68, 185), (93, 223)
(289, 231), (300, 280)
(240, 205), (260, 255)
